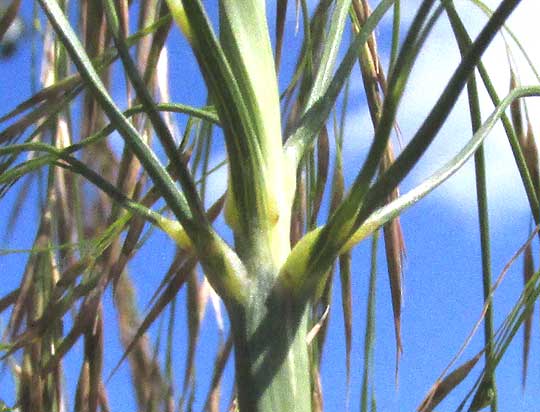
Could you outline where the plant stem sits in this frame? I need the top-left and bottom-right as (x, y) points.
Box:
(228, 276), (312, 412)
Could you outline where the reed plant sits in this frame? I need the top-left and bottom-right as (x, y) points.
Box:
(0, 0), (539, 411)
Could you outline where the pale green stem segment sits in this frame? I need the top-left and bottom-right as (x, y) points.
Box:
(218, 0), (296, 268)
(228, 282), (312, 412)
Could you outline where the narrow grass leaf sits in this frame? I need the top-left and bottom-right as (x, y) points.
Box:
(422, 226), (540, 411)
(468, 0), (540, 82)
(351, 0), (406, 373)
(284, 0), (395, 167)
(304, 0), (352, 110)
(353, 0), (524, 251)
(343, 86), (540, 252)
(0, 13), (171, 125)
(37, 0), (200, 233)
(443, 3), (540, 224)
(142, 2), (173, 86)
(389, 0), (401, 72)
(298, 1), (438, 294)
(104, 0), (207, 224)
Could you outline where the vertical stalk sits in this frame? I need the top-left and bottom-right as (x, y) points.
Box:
(228, 275), (312, 412)
(224, 219), (313, 412)
(444, 3), (497, 408)
(475, 147), (497, 411)
(170, 3), (312, 408)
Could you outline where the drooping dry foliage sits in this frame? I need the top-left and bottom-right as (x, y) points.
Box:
(0, 1), (539, 412)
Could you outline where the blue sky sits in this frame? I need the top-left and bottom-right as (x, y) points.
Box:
(1, 1), (540, 411)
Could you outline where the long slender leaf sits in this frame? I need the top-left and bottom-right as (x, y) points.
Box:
(343, 85), (540, 251)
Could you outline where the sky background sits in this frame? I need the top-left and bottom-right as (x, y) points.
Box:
(1, 1), (540, 411)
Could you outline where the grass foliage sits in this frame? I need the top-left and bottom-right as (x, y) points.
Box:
(0, 0), (539, 411)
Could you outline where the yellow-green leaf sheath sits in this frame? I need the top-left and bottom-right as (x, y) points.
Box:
(279, 227), (323, 292)
(165, 0), (193, 43)
(156, 216), (194, 252)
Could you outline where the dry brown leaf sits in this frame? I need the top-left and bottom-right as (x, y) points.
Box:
(418, 351), (482, 412)
(522, 240), (534, 387)
(339, 252), (352, 390)
(204, 335), (233, 412)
